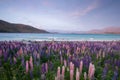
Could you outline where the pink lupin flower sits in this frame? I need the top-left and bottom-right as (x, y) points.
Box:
(45, 63), (48, 73)
(70, 62), (74, 71)
(88, 63), (92, 77)
(72, 63), (74, 71)
(62, 66), (65, 77)
(70, 70), (74, 80)
(88, 63), (95, 79)
(78, 47), (80, 52)
(69, 62), (74, 80)
(29, 56), (33, 70)
(82, 45), (86, 53)
(76, 47), (80, 54)
(84, 72), (87, 80)
(26, 61), (29, 73)
(89, 65), (95, 79)
(79, 60), (83, 74)
(57, 67), (60, 80)
(76, 68), (80, 80)
(64, 60), (67, 67)
(70, 62), (72, 69)
(18, 47), (23, 56)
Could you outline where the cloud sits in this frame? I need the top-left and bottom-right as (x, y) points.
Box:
(41, 0), (53, 7)
(70, 0), (100, 18)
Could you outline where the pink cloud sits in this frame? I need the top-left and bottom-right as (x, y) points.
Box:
(70, 0), (100, 18)
(42, 0), (53, 7)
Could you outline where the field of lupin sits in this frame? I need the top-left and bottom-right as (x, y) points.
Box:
(0, 41), (120, 80)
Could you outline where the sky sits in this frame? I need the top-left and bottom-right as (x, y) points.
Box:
(0, 0), (120, 32)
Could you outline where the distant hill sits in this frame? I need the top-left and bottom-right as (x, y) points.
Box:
(87, 27), (120, 34)
(0, 20), (49, 33)
(52, 27), (120, 34)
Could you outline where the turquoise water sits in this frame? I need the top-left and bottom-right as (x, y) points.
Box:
(0, 33), (120, 41)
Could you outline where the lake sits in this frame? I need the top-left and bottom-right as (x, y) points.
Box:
(0, 33), (120, 41)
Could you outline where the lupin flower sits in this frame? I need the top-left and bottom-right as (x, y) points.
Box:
(79, 60), (83, 74)
(62, 66), (65, 78)
(29, 56), (33, 70)
(45, 63), (48, 73)
(112, 66), (118, 80)
(76, 68), (80, 80)
(82, 45), (86, 53)
(88, 63), (92, 75)
(4, 52), (8, 62)
(30, 70), (33, 79)
(88, 63), (95, 80)
(18, 47), (23, 56)
(49, 61), (53, 70)
(26, 60), (29, 73)
(41, 63), (46, 74)
(1, 41), (120, 79)
(102, 63), (108, 79)
(70, 69), (74, 80)
(57, 67), (60, 80)
(67, 49), (70, 56)
(112, 70), (118, 80)
(64, 60), (67, 67)
(70, 62), (74, 71)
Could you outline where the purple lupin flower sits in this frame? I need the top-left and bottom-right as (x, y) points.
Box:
(102, 64), (108, 79)
(112, 66), (119, 80)
(41, 63), (46, 74)
(29, 70), (33, 79)
(21, 57), (25, 67)
(112, 70), (118, 80)
(3, 51), (8, 62)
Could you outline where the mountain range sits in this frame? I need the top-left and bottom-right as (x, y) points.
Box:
(49, 27), (120, 34)
(0, 20), (48, 33)
(86, 27), (120, 34)
(0, 20), (120, 34)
